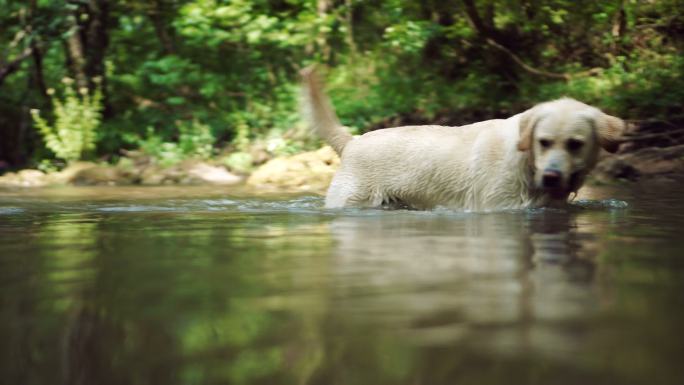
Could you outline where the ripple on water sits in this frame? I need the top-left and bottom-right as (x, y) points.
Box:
(24, 196), (629, 215)
(96, 205), (186, 213)
(91, 196), (326, 214)
(235, 196), (325, 213)
(0, 207), (24, 215)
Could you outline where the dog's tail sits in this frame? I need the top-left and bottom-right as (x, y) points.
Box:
(300, 66), (352, 155)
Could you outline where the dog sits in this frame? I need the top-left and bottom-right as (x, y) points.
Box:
(301, 68), (625, 211)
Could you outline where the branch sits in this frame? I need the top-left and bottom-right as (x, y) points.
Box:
(620, 128), (684, 143)
(462, 0), (603, 81)
(2, 29), (28, 62)
(628, 116), (684, 127)
(484, 38), (570, 80)
(0, 46), (34, 87)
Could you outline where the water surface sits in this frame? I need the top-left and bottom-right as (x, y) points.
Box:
(1, 183), (683, 385)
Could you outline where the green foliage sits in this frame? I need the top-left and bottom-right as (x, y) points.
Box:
(175, 0), (314, 48)
(383, 21), (438, 54)
(36, 159), (61, 174)
(1, 0), (683, 167)
(30, 78), (103, 163)
(129, 120), (215, 167)
(222, 152), (254, 173)
(525, 53), (684, 118)
(178, 120), (215, 159)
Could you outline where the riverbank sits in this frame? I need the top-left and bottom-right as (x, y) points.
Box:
(2, 119), (683, 192)
(0, 146), (340, 192)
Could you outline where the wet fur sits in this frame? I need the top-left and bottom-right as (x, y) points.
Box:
(301, 68), (624, 210)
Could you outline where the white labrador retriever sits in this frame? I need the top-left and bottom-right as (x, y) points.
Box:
(301, 68), (624, 210)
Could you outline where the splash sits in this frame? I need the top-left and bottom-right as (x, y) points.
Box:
(571, 199), (629, 210)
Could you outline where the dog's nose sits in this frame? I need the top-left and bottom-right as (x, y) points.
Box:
(542, 169), (562, 188)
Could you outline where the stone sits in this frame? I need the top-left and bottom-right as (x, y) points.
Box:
(17, 169), (47, 186)
(185, 163), (243, 185)
(72, 165), (134, 185)
(47, 162), (99, 185)
(138, 162), (243, 185)
(593, 157), (639, 182)
(594, 144), (684, 181)
(247, 146), (339, 191)
(140, 165), (166, 185)
(0, 169), (47, 187)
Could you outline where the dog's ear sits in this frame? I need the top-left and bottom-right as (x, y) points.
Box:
(517, 109), (537, 152)
(595, 113), (625, 153)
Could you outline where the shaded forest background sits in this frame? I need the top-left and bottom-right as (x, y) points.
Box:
(1, 0), (683, 169)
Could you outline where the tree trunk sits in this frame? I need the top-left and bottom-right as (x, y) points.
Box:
(422, 3), (454, 63)
(612, 0), (627, 55)
(344, 0), (357, 63)
(65, 17), (89, 88)
(316, 0), (332, 63)
(148, 0), (176, 55)
(30, 41), (48, 99)
(64, 0), (112, 116)
(86, 0), (111, 117)
(27, 0), (47, 99)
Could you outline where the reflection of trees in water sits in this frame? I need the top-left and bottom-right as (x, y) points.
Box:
(0, 213), (99, 385)
(57, 213), (334, 385)
(0, 214), (56, 384)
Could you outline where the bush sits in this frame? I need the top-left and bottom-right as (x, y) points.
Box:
(130, 120), (216, 167)
(30, 78), (103, 163)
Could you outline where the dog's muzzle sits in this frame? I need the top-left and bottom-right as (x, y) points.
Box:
(542, 169), (563, 189)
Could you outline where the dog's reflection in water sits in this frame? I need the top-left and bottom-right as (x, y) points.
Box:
(328, 209), (601, 355)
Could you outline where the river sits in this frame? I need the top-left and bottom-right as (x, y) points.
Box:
(1, 182), (683, 385)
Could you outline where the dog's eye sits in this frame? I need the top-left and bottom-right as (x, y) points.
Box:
(566, 139), (584, 152)
(539, 139), (553, 149)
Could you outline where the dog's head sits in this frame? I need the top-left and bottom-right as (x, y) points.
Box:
(517, 98), (625, 199)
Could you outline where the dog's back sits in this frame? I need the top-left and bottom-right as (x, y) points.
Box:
(322, 119), (529, 210)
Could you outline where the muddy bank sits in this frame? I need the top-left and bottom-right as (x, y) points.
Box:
(593, 117), (684, 182)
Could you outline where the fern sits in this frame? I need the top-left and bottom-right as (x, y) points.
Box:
(30, 77), (103, 162)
